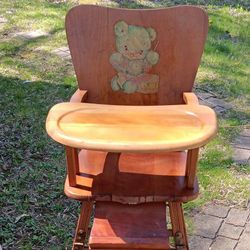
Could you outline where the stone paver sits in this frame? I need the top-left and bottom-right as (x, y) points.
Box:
(232, 126), (250, 164)
(225, 208), (250, 226)
(214, 106), (227, 114)
(197, 91), (215, 100)
(0, 16), (8, 23)
(196, 90), (236, 115)
(203, 204), (229, 218)
(236, 233), (250, 250)
(189, 205), (250, 249)
(198, 98), (217, 108)
(193, 214), (222, 238)
(218, 222), (243, 240)
(241, 128), (250, 137)
(180, 92), (249, 247)
(188, 235), (213, 250)
(196, 92), (232, 114)
(233, 136), (250, 150)
(233, 148), (250, 164)
(0, 16), (8, 30)
(52, 46), (71, 60)
(210, 236), (237, 250)
(196, 92), (250, 165)
(14, 30), (49, 39)
(53, 46), (69, 52)
(236, 221), (250, 250)
(198, 96), (231, 111)
(207, 97), (232, 110)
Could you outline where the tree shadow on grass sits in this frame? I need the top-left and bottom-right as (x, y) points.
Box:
(0, 74), (79, 249)
(0, 26), (65, 58)
(0, 25), (75, 84)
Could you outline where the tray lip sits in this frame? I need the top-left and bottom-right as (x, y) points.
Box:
(46, 102), (217, 152)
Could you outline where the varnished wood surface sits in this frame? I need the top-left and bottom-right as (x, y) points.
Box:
(49, 5), (211, 250)
(66, 5), (208, 105)
(70, 89), (88, 103)
(72, 201), (93, 250)
(169, 202), (188, 249)
(183, 92), (199, 105)
(186, 148), (199, 188)
(46, 102), (217, 152)
(65, 146), (79, 186)
(64, 149), (199, 203)
(89, 202), (170, 249)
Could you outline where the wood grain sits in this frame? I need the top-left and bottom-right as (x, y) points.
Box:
(183, 92), (199, 105)
(65, 146), (79, 186)
(186, 148), (199, 189)
(46, 102), (217, 152)
(66, 5), (208, 105)
(46, 5), (213, 250)
(72, 201), (93, 250)
(169, 202), (188, 250)
(64, 149), (199, 203)
(70, 89), (88, 103)
(89, 202), (169, 249)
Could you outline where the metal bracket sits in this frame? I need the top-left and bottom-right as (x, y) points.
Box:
(175, 231), (186, 249)
(73, 229), (86, 250)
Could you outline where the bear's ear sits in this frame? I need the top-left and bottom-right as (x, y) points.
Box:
(114, 21), (128, 37)
(147, 27), (157, 41)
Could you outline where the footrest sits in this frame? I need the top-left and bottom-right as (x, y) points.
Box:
(89, 202), (170, 249)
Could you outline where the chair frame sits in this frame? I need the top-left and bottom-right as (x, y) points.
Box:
(51, 4), (211, 250)
(65, 90), (200, 250)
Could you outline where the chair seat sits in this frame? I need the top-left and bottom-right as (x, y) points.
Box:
(64, 150), (199, 203)
(89, 202), (170, 249)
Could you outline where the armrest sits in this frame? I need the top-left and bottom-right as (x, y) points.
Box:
(70, 89), (88, 103)
(183, 92), (199, 105)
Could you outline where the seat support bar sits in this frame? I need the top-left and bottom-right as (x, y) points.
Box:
(66, 146), (80, 186)
(169, 202), (188, 250)
(72, 201), (93, 250)
(186, 148), (199, 189)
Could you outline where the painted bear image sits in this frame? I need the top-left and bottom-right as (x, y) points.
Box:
(109, 20), (159, 94)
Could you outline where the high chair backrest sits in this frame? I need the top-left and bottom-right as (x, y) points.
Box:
(66, 5), (208, 105)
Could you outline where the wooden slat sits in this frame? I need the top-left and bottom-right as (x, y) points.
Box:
(89, 202), (170, 249)
(183, 92), (199, 105)
(72, 201), (93, 250)
(70, 89), (88, 103)
(186, 148), (199, 189)
(169, 202), (188, 250)
(65, 146), (79, 186)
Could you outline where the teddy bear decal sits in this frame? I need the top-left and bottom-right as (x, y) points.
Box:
(109, 20), (159, 94)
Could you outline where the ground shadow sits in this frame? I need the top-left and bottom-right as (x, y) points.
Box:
(0, 74), (78, 249)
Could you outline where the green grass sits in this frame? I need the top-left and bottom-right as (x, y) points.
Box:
(0, 0), (249, 249)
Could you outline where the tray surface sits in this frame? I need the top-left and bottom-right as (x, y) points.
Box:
(46, 102), (217, 152)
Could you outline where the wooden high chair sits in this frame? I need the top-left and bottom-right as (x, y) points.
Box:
(46, 5), (217, 250)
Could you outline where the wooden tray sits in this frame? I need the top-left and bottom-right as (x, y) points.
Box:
(46, 102), (217, 152)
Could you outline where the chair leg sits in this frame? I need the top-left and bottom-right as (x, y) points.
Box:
(72, 201), (93, 250)
(169, 202), (188, 250)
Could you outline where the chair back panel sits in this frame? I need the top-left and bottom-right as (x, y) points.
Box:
(66, 5), (208, 105)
